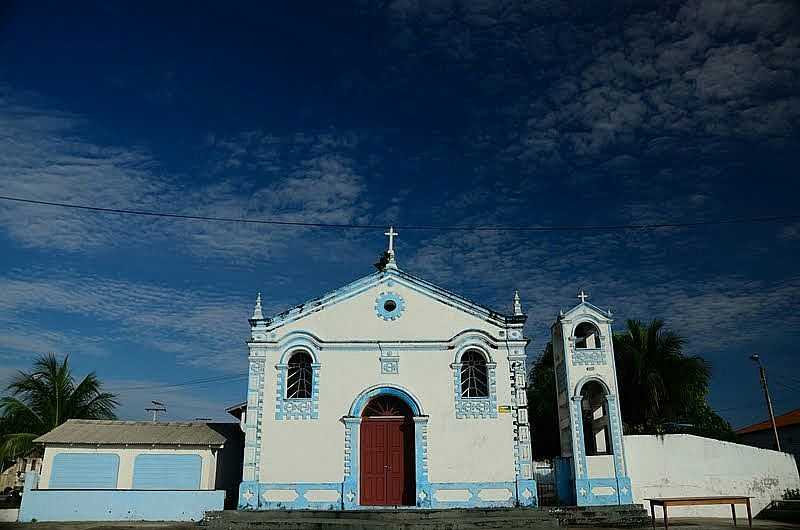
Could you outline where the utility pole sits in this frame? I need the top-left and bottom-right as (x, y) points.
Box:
(750, 354), (781, 451)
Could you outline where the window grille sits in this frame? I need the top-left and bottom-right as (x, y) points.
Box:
(286, 351), (313, 399)
(460, 350), (489, 397)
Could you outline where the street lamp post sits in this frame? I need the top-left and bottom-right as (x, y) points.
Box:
(749, 354), (781, 451)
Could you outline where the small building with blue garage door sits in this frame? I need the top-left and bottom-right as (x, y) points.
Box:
(18, 419), (243, 522)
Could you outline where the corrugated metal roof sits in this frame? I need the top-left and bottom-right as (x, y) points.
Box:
(34, 419), (229, 446)
(736, 408), (800, 434)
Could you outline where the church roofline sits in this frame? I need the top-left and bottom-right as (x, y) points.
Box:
(257, 266), (524, 330)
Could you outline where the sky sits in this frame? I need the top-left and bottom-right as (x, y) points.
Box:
(0, 1), (799, 427)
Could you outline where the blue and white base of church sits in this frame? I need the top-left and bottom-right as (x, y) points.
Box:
(238, 478), (538, 510)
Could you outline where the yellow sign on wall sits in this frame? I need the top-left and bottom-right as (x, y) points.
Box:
(497, 405), (512, 414)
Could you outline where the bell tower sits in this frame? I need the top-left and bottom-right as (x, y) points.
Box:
(551, 291), (632, 506)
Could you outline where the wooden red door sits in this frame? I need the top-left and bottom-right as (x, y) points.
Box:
(360, 418), (412, 505)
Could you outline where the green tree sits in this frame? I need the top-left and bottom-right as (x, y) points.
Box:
(526, 342), (561, 458)
(613, 319), (734, 439)
(0, 353), (118, 460)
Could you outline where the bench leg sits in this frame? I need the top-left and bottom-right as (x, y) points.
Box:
(746, 499), (752, 528)
(663, 505), (669, 530)
(650, 502), (656, 530)
(731, 504), (737, 526)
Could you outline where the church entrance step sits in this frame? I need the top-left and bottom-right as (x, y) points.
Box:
(546, 505), (651, 528)
(202, 508), (560, 529)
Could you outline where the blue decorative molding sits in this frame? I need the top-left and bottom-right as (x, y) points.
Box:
(342, 417), (360, 509)
(575, 477), (624, 506)
(428, 482), (522, 508)
(508, 357), (534, 492)
(571, 350), (607, 366)
(349, 384), (423, 416)
(255, 482), (342, 510)
(606, 394), (626, 477)
(414, 417), (431, 507)
(275, 362), (320, 420)
(242, 358), (265, 483)
(374, 291), (406, 321)
(571, 397), (587, 480)
(516, 478), (538, 507)
(379, 350), (399, 374)
(452, 361), (497, 419)
(241, 479), (536, 510)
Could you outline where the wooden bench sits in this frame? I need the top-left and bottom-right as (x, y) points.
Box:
(645, 496), (752, 529)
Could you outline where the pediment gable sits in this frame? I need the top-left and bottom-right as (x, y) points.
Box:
(557, 300), (613, 324)
(252, 267), (523, 342)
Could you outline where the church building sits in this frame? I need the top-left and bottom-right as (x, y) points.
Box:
(238, 228), (537, 510)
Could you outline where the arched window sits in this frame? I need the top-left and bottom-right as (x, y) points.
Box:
(575, 322), (602, 349)
(286, 351), (313, 399)
(580, 381), (612, 456)
(460, 350), (488, 398)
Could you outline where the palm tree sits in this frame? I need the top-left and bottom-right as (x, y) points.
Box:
(0, 353), (118, 460)
(613, 319), (711, 433)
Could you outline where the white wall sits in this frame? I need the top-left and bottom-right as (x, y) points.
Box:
(254, 278), (524, 486)
(39, 445), (217, 490)
(625, 434), (800, 517)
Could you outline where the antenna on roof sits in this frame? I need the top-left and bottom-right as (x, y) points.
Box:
(145, 401), (167, 423)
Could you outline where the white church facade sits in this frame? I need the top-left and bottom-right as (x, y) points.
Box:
(238, 229), (631, 510)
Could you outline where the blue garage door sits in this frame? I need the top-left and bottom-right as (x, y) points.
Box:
(50, 453), (120, 489)
(132, 454), (202, 490)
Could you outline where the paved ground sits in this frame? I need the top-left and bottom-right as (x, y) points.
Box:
(0, 519), (797, 530)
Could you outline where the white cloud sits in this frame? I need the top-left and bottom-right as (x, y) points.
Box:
(0, 92), (374, 261)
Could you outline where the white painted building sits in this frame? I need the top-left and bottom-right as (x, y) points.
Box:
(239, 229), (536, 510)
(19, 420), (243, 522)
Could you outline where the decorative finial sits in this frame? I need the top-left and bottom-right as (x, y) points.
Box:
(252, 292), (264, 320)
(559, 308), (565, 317)
(384, 226), (399, 268)
(578, 289), (588, 304)
(513, 290), (523, 316)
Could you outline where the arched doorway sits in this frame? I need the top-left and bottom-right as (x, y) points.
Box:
(359, 395), (416, 506)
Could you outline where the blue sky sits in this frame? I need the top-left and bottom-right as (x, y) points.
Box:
(1, 1), (798, 426)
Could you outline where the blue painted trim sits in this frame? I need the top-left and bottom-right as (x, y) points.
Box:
(571, 397), (587, 481)
(516, 478), (538, 507)
(275, 361), (320, 420)
(617, 476), (633, 504)
(239, 480), (260, 510)
(256, 482), (342, 510)
(575, 477), (625, 506)
(342, 417), (360, 509)
(452, 361), (498, 419)
(413, 417), (431, 507)
(429, 482), (520, 508)
(572, 350), (607, 365)
(572, 375), (612, 398)
(379, 350), (399, 374)
(20, 474), (224, 522)
(348, 384), (423, 416)
(242, 358), (265, 482)
(375, 291), (406, 321)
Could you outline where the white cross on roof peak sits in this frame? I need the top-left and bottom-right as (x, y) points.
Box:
(385, 226), (398, 253)
(578, 289), (589, 303)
